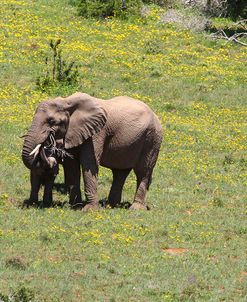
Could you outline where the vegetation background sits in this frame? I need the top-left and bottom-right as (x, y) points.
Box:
(0, 0), (246, 301)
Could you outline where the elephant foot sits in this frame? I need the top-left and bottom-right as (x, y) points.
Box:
(70, 202), (84, 210)
(40, 198), (53, 208)
(108, 200), (119, 208)
(83, 203), (100, 212)
(129, 202), (148, 210)
(23, 199), (37, 208)
(40, 202), (52, 209)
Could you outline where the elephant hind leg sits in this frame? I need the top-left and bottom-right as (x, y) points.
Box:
(131, 138), (161, 210)
(130, 170), (152, 210)
(108, 168), (131, 208)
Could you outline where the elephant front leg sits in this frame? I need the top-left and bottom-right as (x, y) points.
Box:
(82, 167), (99, 211)
(80, 139), (100, 211)
(68, 185), (82, 209)
(28, 170), (41, 206)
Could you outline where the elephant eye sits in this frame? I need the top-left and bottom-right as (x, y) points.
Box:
(47, 117), (56, 125)
(58, 119), (64, 125)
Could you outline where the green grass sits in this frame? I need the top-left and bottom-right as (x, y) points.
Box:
(0, 0), (247, 301)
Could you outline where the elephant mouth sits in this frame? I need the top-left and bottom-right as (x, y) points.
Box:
(29, 133), (73, 168)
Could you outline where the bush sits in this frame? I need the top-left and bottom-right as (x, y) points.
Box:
(181, 0), (226, 17)
(76, 0), (142, 19)
(73, 0), (181, 19)
(161, 9), (210, 32)
(36, 39), (80, 92)
(227, 0), (247, 20)
(182, 0), (247, 19)
(142, 0), (173, 7)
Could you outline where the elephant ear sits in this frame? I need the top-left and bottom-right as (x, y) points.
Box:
(63, 92), (107, 149)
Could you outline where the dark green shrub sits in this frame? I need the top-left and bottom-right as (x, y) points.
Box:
(36, 39), (80, 92)
(76, 0), (142, 19)
(227, 0), (247, 19)
(142, 0), (173, 7)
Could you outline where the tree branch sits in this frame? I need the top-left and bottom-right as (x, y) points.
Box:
(210, 29), (247, 46)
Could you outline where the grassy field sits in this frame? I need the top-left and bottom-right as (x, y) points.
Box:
(0, 0), (247, 301)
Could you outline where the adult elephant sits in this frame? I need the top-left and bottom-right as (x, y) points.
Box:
(22, 92), (163, 210)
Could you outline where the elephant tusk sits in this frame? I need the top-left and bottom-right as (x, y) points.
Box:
(29, 144), (42, 156)
(40, 146), (49, 164)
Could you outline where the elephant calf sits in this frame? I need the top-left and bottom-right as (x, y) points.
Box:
(22, 92), (163, 210)
(22, 137), (80, 207)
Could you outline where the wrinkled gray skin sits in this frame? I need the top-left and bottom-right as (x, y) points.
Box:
(22, 92), (163, 210)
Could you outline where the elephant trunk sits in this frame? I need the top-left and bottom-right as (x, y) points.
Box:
(22, 121), (48, 169)
(22, 138), (38, 169)
(22, 129), (41, 169)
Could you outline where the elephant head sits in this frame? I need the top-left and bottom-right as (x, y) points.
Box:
(22, 92), (107, 169)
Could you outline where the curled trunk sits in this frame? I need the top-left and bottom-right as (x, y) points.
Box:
(22, 122), (48, 169)
(22, 135), (39, 169)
